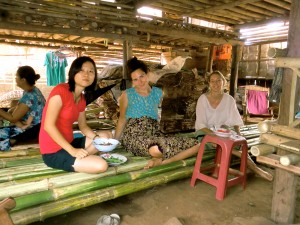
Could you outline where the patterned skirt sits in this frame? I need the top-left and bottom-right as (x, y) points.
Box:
(0, 126), (26, 151)
(121, 116), (199, 159)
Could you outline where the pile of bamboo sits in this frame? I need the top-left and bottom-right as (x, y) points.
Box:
(0, 124), (261, 225)
(250, 120), (300, 175)
(0, 145), (215, 225)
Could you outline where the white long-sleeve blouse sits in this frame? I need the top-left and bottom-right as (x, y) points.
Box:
(195, 93), (243, 131)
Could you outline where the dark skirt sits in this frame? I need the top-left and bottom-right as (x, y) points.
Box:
(121, 116), (199, 159)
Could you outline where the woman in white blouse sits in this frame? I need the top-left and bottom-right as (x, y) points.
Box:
(195, 71), (273, 181)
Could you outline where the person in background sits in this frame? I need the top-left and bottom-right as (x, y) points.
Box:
(1, 101), (33, 129)
(114, 56), (200, 168)
(39, 56), (111, 174)
(195, 70), (273, 181)
(14, 114), (33, 130)
(0, 66), (45, 151)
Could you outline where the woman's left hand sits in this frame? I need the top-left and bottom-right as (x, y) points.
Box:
(74, 148), (89, 159)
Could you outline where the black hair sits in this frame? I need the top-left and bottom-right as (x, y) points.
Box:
(68, 56), (97, 101)
(126, 56), (148, 80)
(17, 66), (40, 86)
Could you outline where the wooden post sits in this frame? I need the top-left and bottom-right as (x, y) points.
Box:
(229, 45), (242, 97)
(122, 39), (132, 90)
(271, 0), (300, 223)
(275, 57), (300, 125)
(207, 44), (214, 73)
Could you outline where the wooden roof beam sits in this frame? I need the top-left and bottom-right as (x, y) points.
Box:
(0, 34), (107, 49)
(262, 0), (291, 10)
(183, 0), (261, 16)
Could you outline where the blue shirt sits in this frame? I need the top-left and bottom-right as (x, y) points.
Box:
(19, 87), (46, 125)
(125, 86), (162, 120)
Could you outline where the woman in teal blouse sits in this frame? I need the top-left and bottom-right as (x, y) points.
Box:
(114, 57), (200, 168)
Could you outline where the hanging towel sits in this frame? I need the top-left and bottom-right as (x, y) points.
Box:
(247, 90), (269, 115)
(44, 51), (68, 86)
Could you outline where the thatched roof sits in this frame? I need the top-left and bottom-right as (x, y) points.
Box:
(0, 0), (291, 65)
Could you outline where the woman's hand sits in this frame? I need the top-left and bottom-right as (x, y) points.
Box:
(220, 124), (229, 129)
(70, 148), (89, 159)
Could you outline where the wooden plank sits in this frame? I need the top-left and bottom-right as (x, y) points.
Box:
(278, 140), (300, 153)
(260, 133), (293, 146)
(290, 118), (300, 127)
(257, 154), (300, 175)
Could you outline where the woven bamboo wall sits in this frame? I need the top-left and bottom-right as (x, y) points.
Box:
(156, 70), (206, 133)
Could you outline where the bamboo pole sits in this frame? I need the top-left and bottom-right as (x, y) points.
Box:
(0, 163), (49, 176)
(279, 154), (300, 166)
(260, 133), (294, 147)
(0, 156), (43, 169)
(0, 168), (65, 184)
(250, 144), (275, 156)
(0, 173), (65, 188)
(257, 120), (277, 133)
(0, 149), (40, 158)
(267, 48), (287, 58)
(247, 141), (261, 148)
(258, 121), (300, 140)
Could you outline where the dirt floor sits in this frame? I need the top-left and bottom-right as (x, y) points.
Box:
(30, 167), (300, 225)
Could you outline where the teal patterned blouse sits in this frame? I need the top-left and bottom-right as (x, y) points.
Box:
(125, 86), (163, 120)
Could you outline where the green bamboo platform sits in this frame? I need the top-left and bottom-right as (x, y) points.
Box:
(0, 124), (260, 225)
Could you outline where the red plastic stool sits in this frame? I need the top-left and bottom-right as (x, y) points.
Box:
(190, 133), (248, 200)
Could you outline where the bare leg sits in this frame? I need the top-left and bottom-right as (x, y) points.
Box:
(144, 146), (163, 169)
(162, 144), (200, 165)
(232, 150), (273, 181)
(145, 144), (200, 169)
(0, 197), (16, 225)
(144, 157), (163, 169)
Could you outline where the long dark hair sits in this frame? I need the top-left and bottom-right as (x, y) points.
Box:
(17, 66), (40, 86)
(127, 56), (148, 80)
(68, 56), (97, 101)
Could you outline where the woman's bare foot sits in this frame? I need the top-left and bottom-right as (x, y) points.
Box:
(144, 158), (163, 169)
(9, 139), (17, 146)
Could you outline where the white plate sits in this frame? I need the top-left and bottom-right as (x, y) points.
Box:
(101, 153), (127, 166)
(214, 130), (232, 138)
